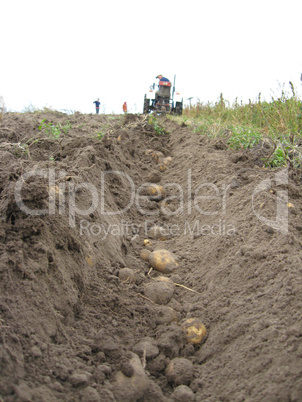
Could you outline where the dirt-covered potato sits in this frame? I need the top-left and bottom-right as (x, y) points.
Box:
(157, 163), (167, 173)
(118, 268), (136, 283)
(155, 305), (179, 325)
(151, 151), (164, 164)
(140, 249), (151, 262)
(133, 337), (159, 360)
(148, 226), (168, 241)
(149, 249), (178, 274)
(181, 318), (207, 345)
(165, 357), (194, 386)
(145, 184), (165, 201)
(145, 171), (161, 183)
(112, 353), (150, 401)
(144, 277), (175, 305)
(171, 385), (195, 401)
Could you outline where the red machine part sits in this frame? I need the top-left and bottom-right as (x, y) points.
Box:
(159, 81), (171, 87)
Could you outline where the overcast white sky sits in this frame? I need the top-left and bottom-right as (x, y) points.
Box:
(1, 0), (302, 114)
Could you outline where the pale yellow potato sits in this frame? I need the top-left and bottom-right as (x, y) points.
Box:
(181, 318), (207, 345)
(158, 163), (167, 173)
(145, 184), (165, 201)
(163, 156), (173, 166)
(155, 276), (174, 284)
(151, 151), (164, 164)
(148, 249), (178, 274)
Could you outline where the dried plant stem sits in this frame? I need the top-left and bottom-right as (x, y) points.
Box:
(174, 283), (199, 294)
(138, 293), (155, 304)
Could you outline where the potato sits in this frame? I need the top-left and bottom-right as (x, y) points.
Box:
(49, 185), (62, 200)
(145, 184), (165, 201)
(151, 151), (164, 164)
(181, 318), (207, 345)
(165, 358), (194, 386)
(158, 163), (167, 173)
(155, 276), (174, 284)
(118, 268), (136, 283)
(85, 255), (94, 267)
(149, 249), (178, 274)
(140, 249), (151, 262)
(163, 156), (173, 166)
(155, 305), (179, 325)
(171, 385), (195, 401)
(159, 199), (168, 209)
(144, 277), (175, 305)
(112, 353), (150, 401)
(145, 171), (161, 184)
(148, 226), (168, 241)
(143, 239), (152, 246)
(133, 337), (159, 359)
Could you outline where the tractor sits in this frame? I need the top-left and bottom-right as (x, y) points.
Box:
(143, 75), (183, 115)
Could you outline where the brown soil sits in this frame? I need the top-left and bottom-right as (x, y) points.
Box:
(0, 112), (302, 401)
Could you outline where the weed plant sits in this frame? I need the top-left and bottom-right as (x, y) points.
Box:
(96, 130), (106, 139)
(171, 83), (302, 168)
(148, 115), (166, 135)
(39, 119), (71, 139)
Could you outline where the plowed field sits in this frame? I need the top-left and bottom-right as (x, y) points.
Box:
(0, 112), (302, 401)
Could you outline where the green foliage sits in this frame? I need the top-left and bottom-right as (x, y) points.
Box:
(148, 115), (166, 135)
(96, 131), (106, 139)
(267, 141), (302, 168)
(171, 82), (302, 169)
(227, 125), (262, 149)
(269, 147), (287, 167)
(94, 123), (111, 140)
(39, 119), (71, 139)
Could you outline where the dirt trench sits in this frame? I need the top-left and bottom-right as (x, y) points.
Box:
(0, 112), (302, 401)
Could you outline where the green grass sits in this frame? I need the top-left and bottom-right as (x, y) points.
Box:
(170, 83), (302, 168)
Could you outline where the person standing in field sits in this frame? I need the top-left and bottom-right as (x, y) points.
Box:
(93, 98), (101, 114)
(122, 102), (127, 113)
